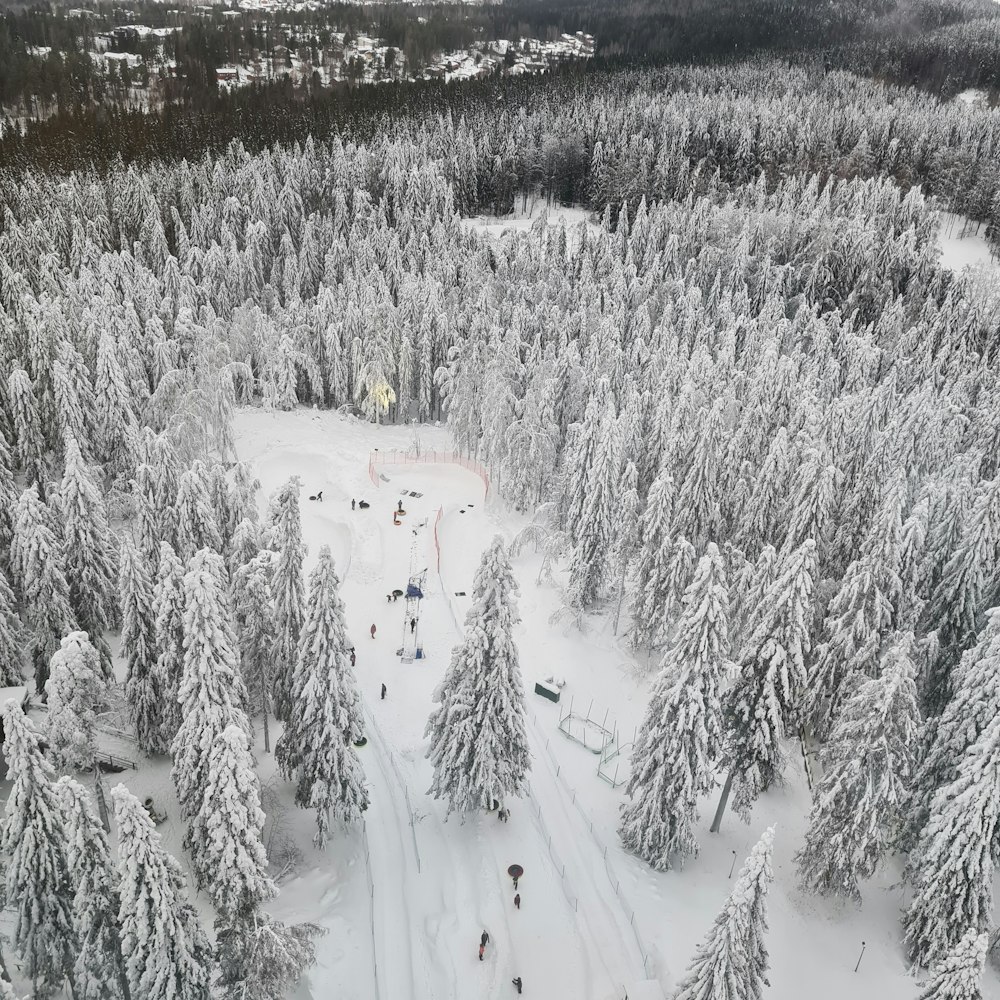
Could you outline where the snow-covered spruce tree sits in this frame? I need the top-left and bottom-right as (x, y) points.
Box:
(60, 437), (119, 671)
(57, 777), (128, 1000)
(426, 536), (530, 814)
(0, 431), (17, 570)
(795, 634), (919, 901)
(111, 784), (212, 1000)
(804, 479), (904, 737)
(171, 548), (251, 840)
(565, 399), (621, 610)
(51, 341), (96, 464)
(916, 929), (987, 1000)
(269, 477), (305, 722)
(673, 827), (775, 1000)
(46, 631), (108, 771)
(904, 609), (1000, 854)
(153, 541), (186, 746)
(10, 484), (76, 689)
(903, 707), (1000, 968)
(275, 546), (367, 847)
(0, 703), (77, 998)
(7, 364), (46, 489)
(228, 516), (261, 581)
(719, 539), (816, 824)
(233, 551), (277, 750)
(0, 570), (25, 686)
(94, 333), (137, 481)
(619, 543), (731, 869)
(920, 471), (1000, 716)
(175, 461), (223, 560)
(194, 725), (275, 913)
(120, 536), (163, 753)
(628, 467), (674, 652)
(215, 908), (320, 1000)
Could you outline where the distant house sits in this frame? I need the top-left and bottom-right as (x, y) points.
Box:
(0, 686), (30, 780)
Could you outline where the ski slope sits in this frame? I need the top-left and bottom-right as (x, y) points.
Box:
(233, 407), (1000, 1000)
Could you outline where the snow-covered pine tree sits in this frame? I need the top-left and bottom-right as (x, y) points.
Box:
(7, 364), (46, 490)
(0, 703), (77, 997)
(796, 634), (919, 901)
(233, 551), (277, 749)
(215, 908), (320, 1000)
(175, 461), (223, 560)
(269, 477), (305, 722)
(193, 725), (275, 915)
(426, 536), (530, 814)
(10, 484), (76, 689)
(720, 539), (816, 824)
(566, 399), (621, 609)
(903, 707), (1000, 967)
(60, 437), (119, 671)
(275, 546), (367, 847)
(619, 543), (731, 869)
(153, 541), (185, 745)
(57, 777), (128, 1000)
(45, 631), (108, 771)
(0, 431), (17, 570)
(0, 570), (25, 686)
(228, 516), (261, 582)
(171, 549), (250, 835)
(904, 609), (1000, 854)
(93, 333), (137, 481)
(673, 827), (775, 1000)
(805, 478), (904, 737)
(920, 472), (1000, 716)
(628, 468), (675, 651)
(120, 536), (163, 753)
(916, 929), (987, 1000)
(111, 784), (212, 1000)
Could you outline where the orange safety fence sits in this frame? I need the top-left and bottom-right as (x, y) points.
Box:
(367, 449), (491, 498)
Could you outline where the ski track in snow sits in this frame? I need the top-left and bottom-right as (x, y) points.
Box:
(358, 708), (420, 1000)
(525, 706), (647, 990)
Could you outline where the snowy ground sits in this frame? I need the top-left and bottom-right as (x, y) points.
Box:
(936, 210), (998, 275)
(462, 200), (602, 251)
(226, 407), (1000, 1000)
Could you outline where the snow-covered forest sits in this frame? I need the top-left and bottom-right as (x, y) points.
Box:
(1, 49), (1000, 1000)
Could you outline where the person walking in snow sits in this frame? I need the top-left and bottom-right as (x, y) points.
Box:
(370, 624), (377, 639)
(512, 874), (519, 890)
(398, 500), (404, 514)
(352, 499), (356, 510)
(514, 893), (520, 910)
(410, 617), (417, 634)
(381, 683), (387, 700)
(350, 650), (356, 667)
(481, 930), (489, 948)
(512, 976), (522, 994)
(478, 944), (485, 962)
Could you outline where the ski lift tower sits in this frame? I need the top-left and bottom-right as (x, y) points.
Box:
(401, 526), (427, 663)
(401, 573), (425, 661)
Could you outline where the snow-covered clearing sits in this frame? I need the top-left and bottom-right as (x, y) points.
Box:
(462, 199), (602, 251)
(214, 407), (1000, 1000)
(936, 210), (998, 275)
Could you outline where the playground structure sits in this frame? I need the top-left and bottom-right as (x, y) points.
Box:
(368, 448), (491, 498)
(557, 698), (617, 756)
(597, 729), (636, 788)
